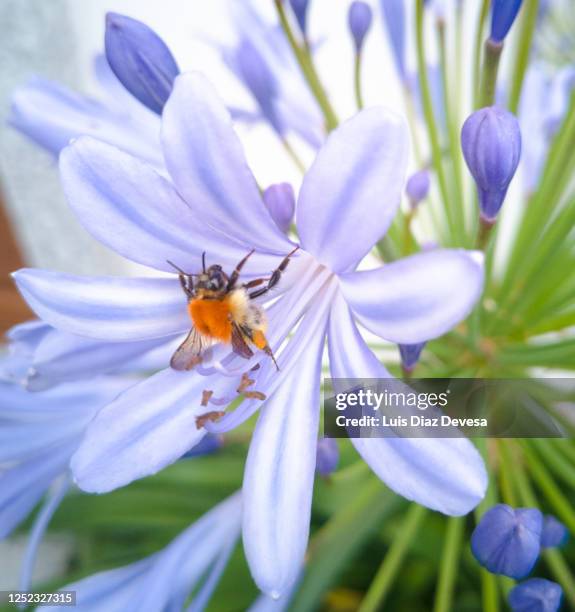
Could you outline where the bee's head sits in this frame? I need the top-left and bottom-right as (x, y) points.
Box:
(197, 264), (228, 292)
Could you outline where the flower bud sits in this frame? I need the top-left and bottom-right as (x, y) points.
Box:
(348, 2), (373, 53)
(399, 343), (426, 373)
(471, 504), (542, 579)
(490, 0), (524, 43)
(509, 578), (563, 612)
(405, 169), (431, 208)
(541, 515), (569, 549)
(235, 40), (280, 133)
(289, 0), (310, 35)
(263, 183), (295, 233)
(105, 13), (179, 114)
(461, 106), (521, 222)
(316, 437), (339, 477)
(380, 0), (406, 81)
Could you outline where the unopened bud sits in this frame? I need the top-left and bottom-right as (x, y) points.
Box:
(316, 437), (339, 476)
(105, 13), (179, 114)
(263, 183), (295, 233)
(405, 169), (431, 208)
(461, 106), (521, 222)
(348, 2), (373, 53)
(399, 342), (426, 372)
(289, 0), (310, 35)
(490, 0), (524, 43)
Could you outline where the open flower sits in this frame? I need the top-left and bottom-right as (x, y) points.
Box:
(10, 56), (161, 165)
(43, 492), (242, 611)
(0, 373), (130, 539)
(14, 72), (486, 597)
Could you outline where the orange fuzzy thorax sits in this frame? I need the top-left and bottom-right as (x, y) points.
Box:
(188, 298), (232, 343)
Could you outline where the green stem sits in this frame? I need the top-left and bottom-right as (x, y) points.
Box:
(358, 504), (427, 612)
(275, 0), (339, 131)
(473, 0), (491, 108)
(280, 136), (306, 174)
(476, 217), (496, 250)
(433, 517), (465, 612)
(508, 0), (540, 113)
(354, 52), (364, 110)
(520, 441), (575, 534)
(478, 39), (503, 108)
(415, 0), (454, 241)
(437, 18), (467, 245)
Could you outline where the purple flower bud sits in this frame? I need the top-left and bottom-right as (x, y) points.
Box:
(348, 2), (373, 52)
(461, 106), (521, 222)
(471, 504), (542, 579)
(380, 0), (406, 80)
(490, 0), (524, 43)
(405, 169), (431, 207)
(509, 578), (563, 612)
(399, 343), (426, 372)
(263, 183), (295, 233)
(236, 40), (281, 133)
(105, 13), (179, 114)
(316, 437), (339, 477)
(541, 515), (569, 548)
(289, 0), (310, 35)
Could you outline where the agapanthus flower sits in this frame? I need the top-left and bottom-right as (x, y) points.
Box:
(461, 106), (522, 222)
(315, 437), (339, 477)
(405, 169), (431, 208)
(471, 504), (543, 579)
(220, 0), (324, 147)
(263, 183), (296, 234)
(379, 0), (407, 82)
(348, 1), (373, 53)
(541, 514), (569, 548)
(0, 373), (130, 539)
(519, 64), (575, 193)
(105, 12), (179, 114)
(10, 56), (161, 165)
(490, 0), (524, 43)
(398, 342), (426, 372)
(508, 578), (563, 612)
(43, 493), (241, 612)
(1, 319), (178, 390)
(14, 72), (487, 597)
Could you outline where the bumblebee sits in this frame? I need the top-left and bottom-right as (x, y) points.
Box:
(168, 247), (299, 371)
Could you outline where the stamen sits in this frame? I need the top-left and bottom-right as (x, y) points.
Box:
(243, 390), (266, 401)
(196, 410), (225, 429)
(201, 389), (213, 406)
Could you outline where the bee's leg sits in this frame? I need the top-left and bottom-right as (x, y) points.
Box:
(242, 277), (269, 290)
(227, 249), (255, 290)
(178, 273), (194, 298)
(248, 246), (299, 300)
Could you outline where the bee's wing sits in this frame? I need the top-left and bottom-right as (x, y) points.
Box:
(170, 328), (209, 371)
(231, 323), (254, 360)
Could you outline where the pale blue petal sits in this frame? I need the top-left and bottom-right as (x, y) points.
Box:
(328, 291), (487, 516)
(44, 493), (241, 611)
(59, 137), (256, 273)
(0, 443), (75, 539)
(28, 327), (178, 389)
(13, 269), (189, 341)
(339, 249), (484, 343)
(161, 72), (292, 254)
(242, 311), (327, 597)
(9, 77), (161, 165)
(296, 108), (409, 273)
(71, 368), (238, 492)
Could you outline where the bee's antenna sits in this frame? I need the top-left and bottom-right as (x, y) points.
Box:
(202, 252), (207, 273)
(166, 260), (186, 275)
